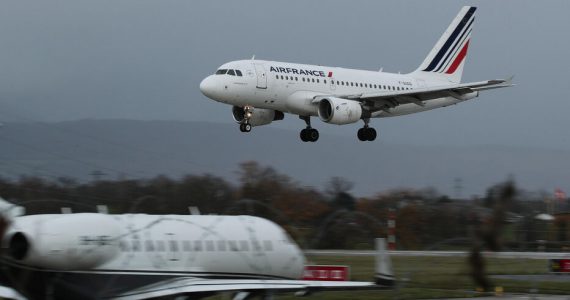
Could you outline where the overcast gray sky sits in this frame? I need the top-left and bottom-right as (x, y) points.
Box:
(0, 0), (568, 149)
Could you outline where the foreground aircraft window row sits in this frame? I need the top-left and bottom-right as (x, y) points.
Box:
(215, 69), (243, 76)
(119, 239), (275, 253)
(274, 75), (412, 91)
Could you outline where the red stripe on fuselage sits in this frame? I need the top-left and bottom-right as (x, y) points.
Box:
(445, 40), (470, 74)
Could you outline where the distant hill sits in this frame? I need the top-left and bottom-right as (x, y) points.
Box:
(0, 119), (569, 197)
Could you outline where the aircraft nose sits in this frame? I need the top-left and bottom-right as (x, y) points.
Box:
(199, 76), (216, 99)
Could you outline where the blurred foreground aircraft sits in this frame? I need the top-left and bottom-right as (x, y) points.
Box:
(0, 197), (393, 299)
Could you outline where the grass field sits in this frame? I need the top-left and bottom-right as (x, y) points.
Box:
(273, 255), (570, 299)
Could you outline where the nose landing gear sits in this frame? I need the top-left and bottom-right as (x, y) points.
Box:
(238, 106), (254, 133)
(299, 116), (319, 142)
(239, 123), (252, 132)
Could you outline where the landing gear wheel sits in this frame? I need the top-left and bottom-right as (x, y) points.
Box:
(300, 129), (309, 142)
(357, 127), (377, 141)
(299, 116), (319, 142)
(300, 128), (319, 142)
(308, 129), (319, 142)
(366, 127), (377, 141)
(357, 128), (366, 141)
(240, 123), (252, 133)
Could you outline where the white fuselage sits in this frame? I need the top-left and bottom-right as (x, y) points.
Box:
(4, 213), (305, 280)
(200, 59), (464, 119)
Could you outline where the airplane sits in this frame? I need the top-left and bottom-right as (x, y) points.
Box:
(0, 196), (394, 299)
(199, 6), (513, 142)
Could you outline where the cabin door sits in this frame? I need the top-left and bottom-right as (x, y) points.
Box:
(253, 63), (267, 89)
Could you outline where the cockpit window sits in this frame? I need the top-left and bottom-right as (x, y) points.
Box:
(236, 70), (243, 77)
(227, 69), (236, 76)
(215, 69), (227, 75)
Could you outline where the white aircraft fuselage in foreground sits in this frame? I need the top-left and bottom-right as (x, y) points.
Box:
(200, 6), (513, 142)
(0, 198), (393, 300)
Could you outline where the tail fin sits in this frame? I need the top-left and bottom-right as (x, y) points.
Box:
(374, 238), (395, 287)
(412, 6), (477, 83)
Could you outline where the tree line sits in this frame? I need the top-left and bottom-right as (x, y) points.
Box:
(0, 161), (565, 250)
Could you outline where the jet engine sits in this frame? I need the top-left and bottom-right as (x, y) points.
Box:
(232, 106), (284, 127)
(5, 214), (121, 270)
(317, 98), (363, 125)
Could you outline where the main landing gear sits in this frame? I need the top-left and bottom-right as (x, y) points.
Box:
(299, 116), (319, 142)
(357, 119), (377, 141)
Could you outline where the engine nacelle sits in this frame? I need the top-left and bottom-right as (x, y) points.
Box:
(232, 106), (284, 127)
(5, 214), (121, 270)
(317, 97), (362, 125)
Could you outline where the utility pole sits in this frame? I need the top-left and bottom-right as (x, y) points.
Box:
(454, 177), (463, 199)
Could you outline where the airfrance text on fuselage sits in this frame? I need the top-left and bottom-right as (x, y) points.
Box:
(269, 66), (328, 77)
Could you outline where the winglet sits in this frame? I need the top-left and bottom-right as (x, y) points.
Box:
(374, 238), (395, 287)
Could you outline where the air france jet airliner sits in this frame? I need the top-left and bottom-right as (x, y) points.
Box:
(0, 197), (393, 300)
(200, 6), (513, 142)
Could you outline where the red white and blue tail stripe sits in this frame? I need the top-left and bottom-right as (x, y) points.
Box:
(414, 6), (476, 83)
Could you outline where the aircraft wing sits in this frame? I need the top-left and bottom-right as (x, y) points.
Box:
(319, 77), (514, 112)
(111, 277), (391, 300)
(113, 238), (394, 300)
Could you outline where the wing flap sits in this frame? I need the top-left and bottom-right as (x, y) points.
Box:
(310, 77), (513, 113)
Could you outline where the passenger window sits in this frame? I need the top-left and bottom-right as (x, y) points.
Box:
(236, 70), (243, 76)
(215, 69), (227, 75)
(194, 240), (203, 251)
(206, 240), (215, 251)
(295, 77), (298, 81)
(312, 78), (315, 83)
(276, 75), (279, 79)
(169, 240), (179, 252)
(132, 240), (141, 252)
(240, 240), (249, 251)
(324, 80), (327, 84)
(263, 240), (273, 251)
(156, 240), (165, 252)
(281, 75), (284, 80)
(120, 241), (130, 252)
(145, 240), (155, 252)
(217, 240), (227, 251)
(229, 240), (238, 251)
(227, 69), (236, 76)
(302, 78), (305, 82)
(360, 83), (363, 87)
(183, 240), (191, 251)
(252, 240), (262, 251)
